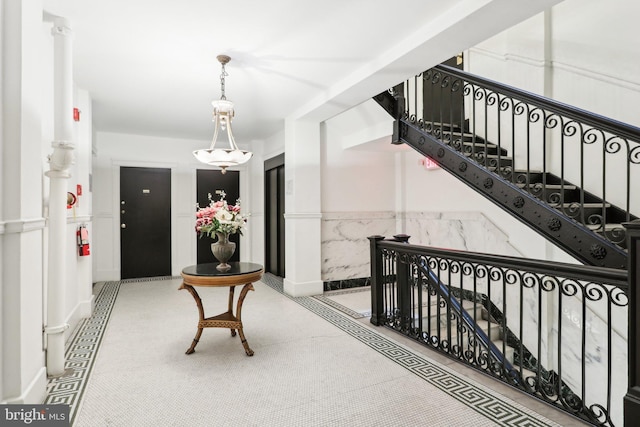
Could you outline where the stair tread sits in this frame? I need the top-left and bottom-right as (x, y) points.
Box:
(422, 318), (500, 335)
(586, 223), (625, 230)
(463, 152), (512, 160)
(516, 183), (578, 190)
(488, 167), (544, 174)
(557, 202), (611, 208)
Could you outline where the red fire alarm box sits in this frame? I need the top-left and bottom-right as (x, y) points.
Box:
(73, 108), (80, 122)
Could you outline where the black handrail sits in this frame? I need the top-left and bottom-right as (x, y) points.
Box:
(435, 64), (640, 142)
(380, 239), (628, 290)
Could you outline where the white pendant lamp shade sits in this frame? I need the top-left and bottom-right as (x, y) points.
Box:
(193, 55), (252, 174)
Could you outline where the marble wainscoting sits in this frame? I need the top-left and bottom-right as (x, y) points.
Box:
(321, 211), (520, 290)
(551, 290), (627, 426)
(400, 211), (522, 255)
(321, 212), (396, 290)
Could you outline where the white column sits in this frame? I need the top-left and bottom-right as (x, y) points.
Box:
(1, 0), (48, 403)
(44, 17), (75, 377)
(283, 118), (323, 296)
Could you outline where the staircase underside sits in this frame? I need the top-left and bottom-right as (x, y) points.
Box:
(395, 117), (628, 269)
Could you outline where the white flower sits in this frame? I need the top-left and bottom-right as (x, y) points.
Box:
(215, 209), (234, 222)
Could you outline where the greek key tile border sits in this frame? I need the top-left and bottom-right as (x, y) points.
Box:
(262, 273), (560, 427)
(312, 295), (369, 319)
(44, 281), (122, 425)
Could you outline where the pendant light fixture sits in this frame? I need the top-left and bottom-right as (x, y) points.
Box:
(193, 55), (252, 173)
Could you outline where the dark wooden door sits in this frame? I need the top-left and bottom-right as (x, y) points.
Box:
(265, 154), (285, 276)
(423, 55), (465, 129)
(196, 169), (240, 264)
(120, 167), (172, 279)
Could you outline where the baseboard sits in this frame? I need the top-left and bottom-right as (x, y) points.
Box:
(283, 278), (323, 297)
(323, 277), (370, 291)
(64, 298), (93, 342)
(2, 367), (47, 404)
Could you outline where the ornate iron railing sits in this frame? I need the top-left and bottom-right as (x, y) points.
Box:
(375, 65), (640, 269)
(369, 234), (629, 426)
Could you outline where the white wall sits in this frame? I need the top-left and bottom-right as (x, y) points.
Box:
(319, 96), (579, 283)
(467, 0), (640, 216)
(0, 2), (94, 404)
(1, 0), (48, 404)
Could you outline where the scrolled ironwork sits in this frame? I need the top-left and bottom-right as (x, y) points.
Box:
(499, 96), (512, 113)
(547, 192), (562, 207)
(563, 202), (582, 219)
(441, 75), (452, 90)
(608, 226), (627, 245)
(562, 119), (580, 138)
(450, 77), (463, 94)
(540, 275), (558, 292)
(583, 127), (604, 146)
(371, 238), (628, 426)
(559, 279), (580, 298)
(486, 90), (499, 107)
(544, 112), (560, 129)
(473, 86), (487, 103)
(630, 144), (640, 164)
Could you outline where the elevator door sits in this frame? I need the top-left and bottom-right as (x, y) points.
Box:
(196, 169), (240, 264)
(265, 154), (285, 276)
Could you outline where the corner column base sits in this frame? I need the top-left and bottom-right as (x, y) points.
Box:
(283, 278), (323, 297)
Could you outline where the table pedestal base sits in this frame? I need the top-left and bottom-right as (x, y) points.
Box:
(179, 282), (255, 356)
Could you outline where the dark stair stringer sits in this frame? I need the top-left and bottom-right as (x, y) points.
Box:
(374, 90), (630, 269)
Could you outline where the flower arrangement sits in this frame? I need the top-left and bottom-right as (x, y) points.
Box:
(195, 191), (248, 239)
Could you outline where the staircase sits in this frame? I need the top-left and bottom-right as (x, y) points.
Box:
(369, 235), (629, 426)
(374, 65), (640, 270)
(439, 122), (633, 250)
(412, 256), (580, 400)
(369, 64), (640, 426)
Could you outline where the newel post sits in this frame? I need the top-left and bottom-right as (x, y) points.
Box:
(624, 220), (640, 426)
(391, 83), (405, 145)
(369, 235), (385, 326)
(393, 234), (411, 329)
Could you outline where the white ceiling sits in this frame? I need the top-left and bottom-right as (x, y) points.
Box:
(41, 0), (561, 148)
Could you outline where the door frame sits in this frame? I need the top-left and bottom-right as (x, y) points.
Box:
(264, 153), (285, 277)
(112, 160), (178, 278)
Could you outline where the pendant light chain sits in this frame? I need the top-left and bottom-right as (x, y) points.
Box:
(192, 54), (252, 174)
(219, 62), (228, 100)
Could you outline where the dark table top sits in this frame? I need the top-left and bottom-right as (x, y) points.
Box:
(181, 262), (263, 278)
